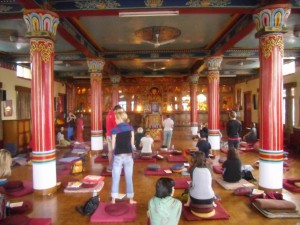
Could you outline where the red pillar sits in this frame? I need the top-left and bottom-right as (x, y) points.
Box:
(253, 3), (291, 191)
(87, 58), (105, 151)
(23, 9), (59, 195)
(110, 75), (121, 107)
(189, 74), (199, 135)
(205, 56), (222, 150)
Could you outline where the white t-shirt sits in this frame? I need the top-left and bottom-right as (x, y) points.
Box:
(163, 118), (174, 131)
(140, 136), (154, 153)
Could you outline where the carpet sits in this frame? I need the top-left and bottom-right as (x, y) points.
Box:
(90, 203), (136, 223)
(64, 181), (104, 193)
(182, 201), (230, 220)
(215, 178), (255, 190)
(174, 178), (191, 189)
(134, 157), (157, 163)
(167, 155), (188, 163)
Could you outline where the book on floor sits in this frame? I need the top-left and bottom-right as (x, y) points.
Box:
(82, 175), (105, 184)
(66, 181), (82, 189)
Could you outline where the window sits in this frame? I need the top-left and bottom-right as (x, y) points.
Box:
(283, 60), (295, 76)
(16, 65), (32, 79)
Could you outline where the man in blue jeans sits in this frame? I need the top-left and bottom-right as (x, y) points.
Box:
(162, 115), (174, 149)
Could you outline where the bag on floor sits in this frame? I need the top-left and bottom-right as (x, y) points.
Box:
(75, 196), (99, 216)
(242, 170), (256, 181)
(71, 160), (84, 174)
(0, 194), (7, 221)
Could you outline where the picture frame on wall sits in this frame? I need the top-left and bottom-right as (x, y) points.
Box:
(3, 100), (13, 117)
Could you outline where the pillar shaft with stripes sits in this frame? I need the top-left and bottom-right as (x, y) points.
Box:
(23, 9), (59, 195)
(87, 58), (105, 151)
(253, 4), (290, 191)
(110, 75), (121, 107)
(206, 56), (222, 150)
(189, 74), (199, 135)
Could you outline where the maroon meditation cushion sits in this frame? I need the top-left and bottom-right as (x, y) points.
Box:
(233, 186), (253, 196)
(2, 215), (30, 225)
(190, 202), (214, 213)
(104, 203), (130, 216)
(3, 180), (24, 192)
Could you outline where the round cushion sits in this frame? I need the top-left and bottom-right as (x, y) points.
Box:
(3, 180), (24, 192)
(191, 209), (216, 218)
(140, 153), (152, 160)
(104, 203), (130, 216)
(234, 186), (253, 196)
(190, 203), (214, 213)
(160, 145), (168, 151)
(294, 182), (300, 188)
(171, 164), (184, 172)
(2, 215), (30, 225)
(147, 164), (160, 171)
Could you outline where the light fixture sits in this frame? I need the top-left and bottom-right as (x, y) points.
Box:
(119, 10), (179, 17)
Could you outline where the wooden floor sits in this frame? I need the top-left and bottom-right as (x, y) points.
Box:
(7, 127), (300, 225)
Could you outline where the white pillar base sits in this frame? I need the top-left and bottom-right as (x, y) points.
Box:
(32, 154), (57, 190)
(91, 136), (103, 151)
(259, 150), (283, 189)
(191, 126), (198, 136)
(208, 134), (221, 150)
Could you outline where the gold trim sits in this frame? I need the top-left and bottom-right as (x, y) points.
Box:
(30, 40), (54, 63)
(34, 185), (58, 196)
(261, 35), (283, 59)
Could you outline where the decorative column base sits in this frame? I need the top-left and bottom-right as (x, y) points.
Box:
(91, 130), (103, 151)
(259, 149), (283, 190)
(208, 129), (221, 150)
(32, 150), (57, 196)
(191, 126), (198, 136)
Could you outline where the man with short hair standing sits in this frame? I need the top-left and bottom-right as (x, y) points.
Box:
(162, 115), (174, 149)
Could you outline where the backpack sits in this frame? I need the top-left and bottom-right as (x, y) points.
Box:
(75, 196), (99, 216)
(242, 170), (256, 181)
(0, 194), (7, 221)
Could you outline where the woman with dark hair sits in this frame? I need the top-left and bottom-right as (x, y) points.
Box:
(222, 147), (242, 182)
(148, 178), (182, 225)
(184, 151), (215, 206)
(226, 111), (242, 149)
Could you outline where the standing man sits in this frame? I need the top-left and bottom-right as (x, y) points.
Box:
(66, 112), (76, 141)
(106, 105), (123, 171)
(162, 115), (174, 150)
(226, 111), (242, 149)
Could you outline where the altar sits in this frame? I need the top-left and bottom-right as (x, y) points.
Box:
(146, 114), (162, 142)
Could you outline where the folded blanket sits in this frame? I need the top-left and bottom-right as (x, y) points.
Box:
(253, 199), (296, 210)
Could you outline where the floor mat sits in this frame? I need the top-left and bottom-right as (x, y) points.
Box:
(215, 178), (255, 190)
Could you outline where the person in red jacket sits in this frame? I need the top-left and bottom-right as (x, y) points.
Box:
(106, 105), (123, 171)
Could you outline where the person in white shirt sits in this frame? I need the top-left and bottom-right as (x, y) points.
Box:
(162, 115), (174, 149)
(140, 131), (154, 154)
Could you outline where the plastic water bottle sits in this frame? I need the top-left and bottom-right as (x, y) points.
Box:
(93, 190), (97, 197)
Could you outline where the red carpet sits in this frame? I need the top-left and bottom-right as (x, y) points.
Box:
(182, 201), (230, 220)
(167, 155), (188, 163)
(174, 178), (191, 189)
(100, 167), (125, 176)
(90, 203), (136, 223)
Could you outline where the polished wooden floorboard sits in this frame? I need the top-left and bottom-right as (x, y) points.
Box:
(8, 127), (300, 225)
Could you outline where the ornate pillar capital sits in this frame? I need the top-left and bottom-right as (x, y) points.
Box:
(87, 58), (105, 73)
(205, 56), (223, 71)
(23, 9), (59, 40)
(109, 74), (122, 84)
(253, 4), (291, 38)
(188, 74), (199, 84)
